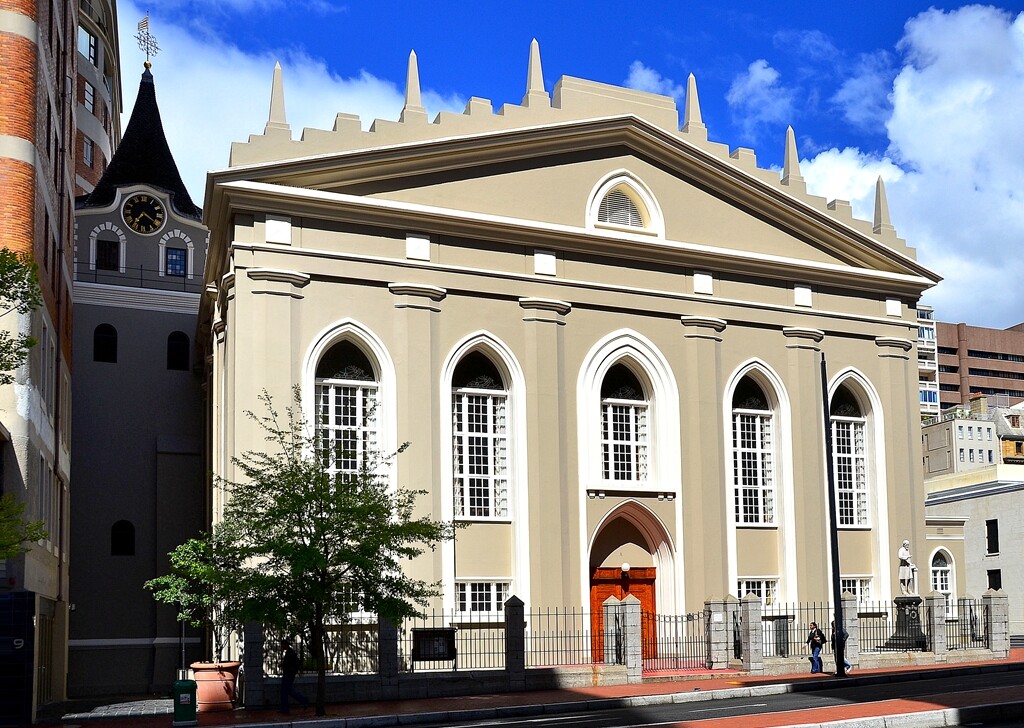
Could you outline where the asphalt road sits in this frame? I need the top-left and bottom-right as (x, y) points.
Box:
(437, 670), (1024, 728)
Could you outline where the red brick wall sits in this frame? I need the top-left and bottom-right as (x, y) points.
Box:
(0, 29), (39, 257)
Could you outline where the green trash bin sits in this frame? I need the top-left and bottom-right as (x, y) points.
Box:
(172, 679), (198, 727)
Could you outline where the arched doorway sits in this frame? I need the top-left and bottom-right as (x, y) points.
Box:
(588, 504), (674, 660)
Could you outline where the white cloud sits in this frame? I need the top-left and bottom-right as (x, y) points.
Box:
(726, 60), (795, 141)
(118, 0), (463, 208)
(831, 51), (894, 130)
(624, 61), (685, 102)
(801, 147), (903, 221)
(801, 6), (1024, 328)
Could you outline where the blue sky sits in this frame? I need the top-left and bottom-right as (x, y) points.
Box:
(117, 1), (1024, 329)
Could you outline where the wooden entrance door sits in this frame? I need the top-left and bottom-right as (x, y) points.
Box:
(590, 566), (656, 660)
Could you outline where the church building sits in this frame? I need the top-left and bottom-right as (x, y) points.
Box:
(201, 42), (939, 621)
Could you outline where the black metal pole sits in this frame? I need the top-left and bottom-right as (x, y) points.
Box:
(820, 354), (846, 676)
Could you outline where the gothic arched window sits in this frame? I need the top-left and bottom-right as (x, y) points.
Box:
(315, 340), (378, 482)
(600, 363), (649, 482)
(452, 351), (508, 519)
(732, 376), (775, 524)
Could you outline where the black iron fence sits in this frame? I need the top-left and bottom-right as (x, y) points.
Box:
(858, 601), (927, 653)
(526, 607), (599, 667)
(945, 598), (988, 650)
(642, 611), (707, 671)
(75, 264), (205, 294)
(400, 610), (505, 672)
(761, 602), (834, 658)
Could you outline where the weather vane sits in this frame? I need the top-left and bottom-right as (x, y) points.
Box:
(135, 14), (159, 67)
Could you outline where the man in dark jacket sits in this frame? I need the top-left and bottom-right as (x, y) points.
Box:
(279, 639), (309, 713)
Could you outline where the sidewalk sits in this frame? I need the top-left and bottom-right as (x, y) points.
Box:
(51, 649), (1024, 728)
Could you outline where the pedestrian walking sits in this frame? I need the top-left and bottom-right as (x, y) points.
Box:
(279, 639), (310, 714)
(806, 621), (825, 674)
(830, 620), (852, 673)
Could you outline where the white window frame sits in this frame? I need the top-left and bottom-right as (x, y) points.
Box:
(83, 137), (94, 167)
(585, 171), (665, 238)
(930, 551), (954, 619)
(840, 576), (873, 605)
(736, 578), (778, 605)
(452, 386), (509, 520)
(732, 407), (775, 525)
(315, 377), (379, 482)
(455, 581), (510, 616)
(89, 222), (126, 273)
(832, 416), (869, 527)
(158, 230), (195, 279)
(601, 395), (649, 483)
(84, 81), (95, 114)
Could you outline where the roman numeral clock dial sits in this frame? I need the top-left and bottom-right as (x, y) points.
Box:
(122, 193), (166, 234)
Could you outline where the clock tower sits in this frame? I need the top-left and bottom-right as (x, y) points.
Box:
(70, 57), (209, 696)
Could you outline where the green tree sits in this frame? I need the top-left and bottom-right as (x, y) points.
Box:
(0, 493), (47, 560)
(0, 248), (43, 386)
(149, 388), (456, 716)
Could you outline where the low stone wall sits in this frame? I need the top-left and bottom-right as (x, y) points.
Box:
(255, 664), (629, 708)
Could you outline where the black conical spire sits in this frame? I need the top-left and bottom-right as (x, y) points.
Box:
(78, 65), (202, 220)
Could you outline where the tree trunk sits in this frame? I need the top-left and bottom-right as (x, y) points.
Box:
(311, 606), (327, 716)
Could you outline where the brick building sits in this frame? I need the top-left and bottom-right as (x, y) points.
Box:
(938, 321), (1024, 409)
(1, 0), (83, 722)
(74, 0), (121, 195)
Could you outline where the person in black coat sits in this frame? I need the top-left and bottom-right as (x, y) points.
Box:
(806, 622), (826, 674)
(830, 620), (852, 673)
(279, 639), (310, 714)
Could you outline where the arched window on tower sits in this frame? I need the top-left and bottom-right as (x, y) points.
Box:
(315, 340), (378, 484)
(93, 324), (117, 363)
(830, 384), (869, 526)
(451, 351), (508, 519)
(167, 331), (190, 371)
(600, 364), (649, 482)
(732, 376), (775, 525)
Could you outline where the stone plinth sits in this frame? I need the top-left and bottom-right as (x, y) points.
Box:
(884, 596), (927, 651)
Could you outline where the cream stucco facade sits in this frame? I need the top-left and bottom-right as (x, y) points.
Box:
(201, 43), (940, 617)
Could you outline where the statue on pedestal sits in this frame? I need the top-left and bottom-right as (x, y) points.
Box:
(898, 540), (917, 595)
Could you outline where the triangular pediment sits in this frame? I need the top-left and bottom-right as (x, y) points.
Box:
(215, 113), (935, 287)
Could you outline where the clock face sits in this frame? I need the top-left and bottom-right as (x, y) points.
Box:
(122, 193), (166, 234)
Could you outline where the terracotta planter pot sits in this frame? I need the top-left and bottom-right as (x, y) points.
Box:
(190, 661), (241, 712)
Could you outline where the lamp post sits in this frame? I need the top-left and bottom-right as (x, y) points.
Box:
(820, 354), (846, 677)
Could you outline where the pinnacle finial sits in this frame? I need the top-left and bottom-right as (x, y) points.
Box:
(873, 176), (895, 235)
(522, 38), (550, 108)
(400, 50), (428, 123)
(264, 62), (290, 135)
(682, 73), (706, 137)
(781, 125), (804, 187)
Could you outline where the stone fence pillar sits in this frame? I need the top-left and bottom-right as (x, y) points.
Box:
(982, 589), (1009, 658)
(841, 591), (859, 667)
(504, 596), (526, 691)
(619, 594), (643, 684)
(242, 622), (264, 709)
(739, 593), (763, 673)
(924, 592), (947, 658)
(602, 596), (622, 665)
(378, 618), (400, 700)
(704, 597), (729, 670)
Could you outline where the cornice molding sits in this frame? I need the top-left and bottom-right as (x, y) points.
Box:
(73, 282), (199, 315)
(518, 297), (571, 315)
(246, 267), (311, 287)
(387, 282), (446, 300)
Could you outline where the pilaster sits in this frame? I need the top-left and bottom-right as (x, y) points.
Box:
(783, 327), (825, 600)
(520, 297), (571, 605)
(679, 316), (727, 599)
(388, 283), (445, 573)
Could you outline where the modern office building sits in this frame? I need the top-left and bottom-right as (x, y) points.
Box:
(69, 60), (208, 696)
(201, 42), (939, 634)
(917, 304), (939, 419)
(74, 0), (122, 195)
(938, 321), (1024, 409)
(0, 0), (80, 722)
